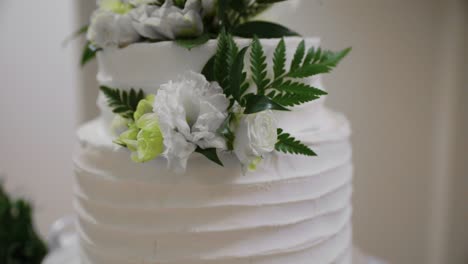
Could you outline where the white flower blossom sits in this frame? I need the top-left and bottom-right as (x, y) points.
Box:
(153, 71), (229, 171)
(233, 111), (278, 172)
(129, 0), (203, 40)
(87, 9), (140, 48)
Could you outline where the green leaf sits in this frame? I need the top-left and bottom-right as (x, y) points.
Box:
(75, 25), (89, 36)
(250, 37), (270, 94)
(244, 94), (289, 114)
(230, 47), (249, 102)
(321, 47), (352, 67)
(218, 0), (231, 29)
(271, 93), (320, 107)
(290, 40), (305, 72)
(81, 42), (100, 66)
(287, 64), (332, 78)
(233, 21), (300, 38)
(214, 30), (231, 90)
(240, 81), (250, 97)
(0, 182), (48, 264)
(173, 0), (187, 8)
(275, 129), (316, 156)
(273, 38), (286, 79)
(217, 113), (235, 150)
(273, 80), (327, 96)
(229, 0), (248, 12)
(202, 55), (215, 82)
(175, 33), (211, 50)
(312, 47), (323, 63)
(288, 47), (352, 78)
(100, 86), (146, 120)
(195, 147), (224, 166)
(63, 24), (88, 47)
(303, 46), (316, 65)
(226, 33), (240, 75)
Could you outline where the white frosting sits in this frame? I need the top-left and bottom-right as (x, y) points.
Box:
(74, 37), (353, 264)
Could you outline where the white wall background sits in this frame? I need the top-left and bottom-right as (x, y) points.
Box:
(0, 1), (79, 238)
(0, 1), (466, 264)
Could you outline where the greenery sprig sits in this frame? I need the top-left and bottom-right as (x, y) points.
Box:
(275, 129), (316, 156)
(203, 33), (350, 113)
(81, 42), (101, 66)
(202, 32), (350, 156)
(100, 86), (146, 120)
(0, 182), (48, 264)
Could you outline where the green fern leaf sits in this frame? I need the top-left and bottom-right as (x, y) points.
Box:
(227, 33), (239, 75)
(202, 56), (216, 81)
(312, 47), (322, 63)
(100, 86), (146, 120)
(272, 80), (327, 96)
(244, 94), (289, 114)
(230, 47), (249, 102)
(250, 37), (270, 94)
(288, 47), (351, 78)
(272, 93), (320, 107)
(321, 47), (352, 67)
(303, 46), (316, 65)
(273, 38), (286, 79)
(275, 129), (316, 156)
(287, 64), (332, 78)
(290, 40), (305, 72)
(214, 30), (231, 90)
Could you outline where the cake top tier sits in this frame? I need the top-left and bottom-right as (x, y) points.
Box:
(81, 0), (351, 173)
(84, 0), (302, 54)
(97, 37), (321, 92)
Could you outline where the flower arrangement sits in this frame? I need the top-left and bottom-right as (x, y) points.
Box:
(81, 0), (301, 65)
(100, 31), (350, 172)
(79, 0), (351, 172)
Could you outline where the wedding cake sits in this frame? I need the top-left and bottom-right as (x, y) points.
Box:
(73, 1), (352, 263)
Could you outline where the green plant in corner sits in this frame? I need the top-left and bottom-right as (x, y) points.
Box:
(0, 182), (48, 264)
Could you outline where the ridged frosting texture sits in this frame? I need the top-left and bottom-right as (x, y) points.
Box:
(74, 37), (353, 264)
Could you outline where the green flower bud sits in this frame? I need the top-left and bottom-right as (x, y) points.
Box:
(248, 156), (263, 172)
(132, 113), (164, 162)
(115, 124), (139, 151)
(100, 0), (133, 14)
(134, 94), (155, 121)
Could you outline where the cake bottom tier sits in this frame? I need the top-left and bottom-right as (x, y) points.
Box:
(74, 109), (353, 264)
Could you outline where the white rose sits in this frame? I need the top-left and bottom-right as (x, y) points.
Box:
(233, 111), (278, 171)
(130, 0), (203, 40)
(87, 10), (140, 48)
(153, 71), (229, 172)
